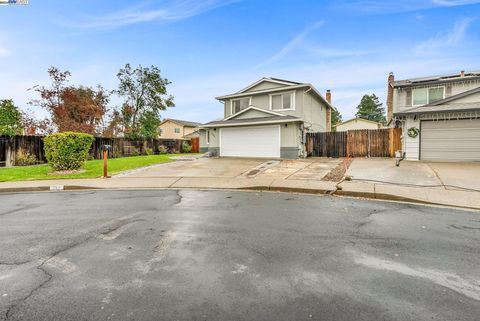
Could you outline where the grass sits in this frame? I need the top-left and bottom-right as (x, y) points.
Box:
(0, 154), (191, 182)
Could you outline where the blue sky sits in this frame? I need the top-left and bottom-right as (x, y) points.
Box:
(1, 0), (479, 123)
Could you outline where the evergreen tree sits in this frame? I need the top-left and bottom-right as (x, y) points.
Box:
(330, 107), (342, 130)
(0, 99), (23, 136)
(355, 94), (386, 123)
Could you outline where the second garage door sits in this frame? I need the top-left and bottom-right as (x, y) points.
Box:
(220, 125), (280, 158)
(421, 119), (480, 162)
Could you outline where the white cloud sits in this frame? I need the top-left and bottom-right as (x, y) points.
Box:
(415, 17), (474, 53)
(0, 48), (10, 58)
(77, 0), (240, 29)
(334, 0), (480, 14)
(261, 21), (325, 65)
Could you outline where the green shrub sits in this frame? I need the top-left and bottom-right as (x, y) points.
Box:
(158, 145), (168, 154)
(181, 142), (192, 153)
(43, 132), (94, 171)
(15, 152), (37, 166)
(145, 147), (154, 155)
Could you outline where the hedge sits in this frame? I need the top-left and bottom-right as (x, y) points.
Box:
(44, 132), (94, 171)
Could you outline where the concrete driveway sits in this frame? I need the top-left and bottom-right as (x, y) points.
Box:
(122, 157), (342, 181)
(347, 158), (480, 191)
(124, 158), (266, 178)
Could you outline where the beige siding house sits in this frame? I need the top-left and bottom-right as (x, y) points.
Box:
(198, 77), (334, 159)
(159, 119), (201, 140)
(335, 117), (383, 131)
(387, 70), (480, 162)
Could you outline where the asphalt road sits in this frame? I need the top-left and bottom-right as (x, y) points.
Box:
(1, 190), (479, 321)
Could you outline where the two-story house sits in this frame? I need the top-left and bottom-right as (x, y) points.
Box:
(387, 70), (480, 162)
(198, 77), (333, 158)
(159, 119), (202, 140)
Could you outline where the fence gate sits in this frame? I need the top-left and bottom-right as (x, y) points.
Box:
(190, 137), (199, 153)
(307, 128), (402, 158)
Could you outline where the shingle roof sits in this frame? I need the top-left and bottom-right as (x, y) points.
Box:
(394, 103), (480, 116)
(202, 115), (301, 127)
(393, 70), (480, 88)
(164, 119), (202, 127)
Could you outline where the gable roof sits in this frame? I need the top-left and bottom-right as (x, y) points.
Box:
(161, 118), (202, 128)
(236, 77), (303, 94)
(224, 106), (286, 120)
(394, 102), (480, 116)
(336, 117), (383, 126)
(202, 115), (301, 128)
(393, 70), (480, 88)
(215, 79), (333, 109)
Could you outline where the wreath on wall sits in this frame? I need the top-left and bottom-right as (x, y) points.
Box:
(407, 127), (419, 138)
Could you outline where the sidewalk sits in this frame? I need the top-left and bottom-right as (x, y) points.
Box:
(0, 174), (479, 211)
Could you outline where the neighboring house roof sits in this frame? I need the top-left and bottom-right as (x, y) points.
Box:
(394, 86), (480, 116)
(335, 117), (383, 127)
(160, 118), (202, 127)
(394, 102), (480, 116)
(183, 130), (199, 138)
(215, 78), (333, 109)
(392, 70), (480, 88)
(201, 115), (302, 128)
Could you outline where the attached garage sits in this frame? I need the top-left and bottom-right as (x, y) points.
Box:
(220, 125), (280, 158)
(421, 119), (480, 162)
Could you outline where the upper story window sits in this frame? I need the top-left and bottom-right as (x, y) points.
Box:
(270, 92), (295, 110)
(231, 97), (250, 114)
(174, 128), (181, 134)
(412, 87), (444, 106)
(159, 128), (163, 136)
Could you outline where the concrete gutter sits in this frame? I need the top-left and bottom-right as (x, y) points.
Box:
(0, 177), (478, 211)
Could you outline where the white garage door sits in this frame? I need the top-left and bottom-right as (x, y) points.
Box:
(220, 125), (280, 158)
(421, 119), (480, 162)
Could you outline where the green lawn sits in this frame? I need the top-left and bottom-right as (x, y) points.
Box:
(0, 154), (191, 182)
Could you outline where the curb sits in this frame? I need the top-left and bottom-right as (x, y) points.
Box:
(0, 183), (478, 211)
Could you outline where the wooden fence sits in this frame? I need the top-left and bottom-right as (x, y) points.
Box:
(0, 135), (191, 167)
(307, 128), (402, 158)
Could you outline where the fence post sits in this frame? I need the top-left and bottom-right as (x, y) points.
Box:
(388, 128), (394, 157)
(5, 137), (14, 167)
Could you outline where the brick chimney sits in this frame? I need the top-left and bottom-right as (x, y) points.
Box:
(326, 90), (332, 131)
(387, 72), (394, 123)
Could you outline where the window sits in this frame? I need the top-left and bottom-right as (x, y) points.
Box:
(206, 130), (210, 144)
(159, 128), (163, 136)
(270, 92), (294, 110)
(232, 97), (250, 114)
(174, 128), (180, 134)
(412, 87), (444, 105)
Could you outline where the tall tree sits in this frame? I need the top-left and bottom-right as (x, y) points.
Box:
(0, 99), (23, 136)
(330, 107), (342, 130)
(29, 67), (110, 135)
(355, 94), (386, 123)
(22, 112), (54, 135)
(59, 85), (109, 134)
(102, 110), (124, 138)
(115, 64), (174, 138)
(139, 111), (161, 139)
